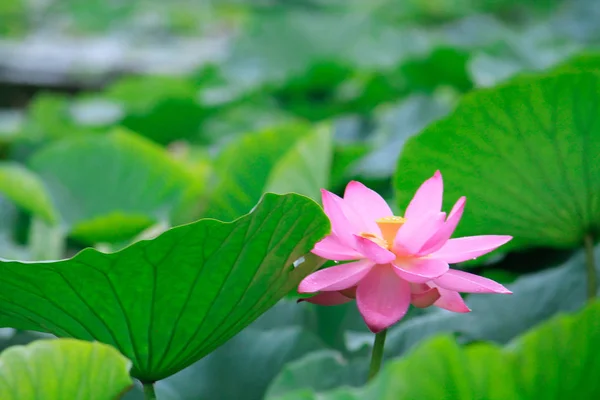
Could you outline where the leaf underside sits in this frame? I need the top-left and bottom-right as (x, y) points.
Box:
(0, 193), (330, 381)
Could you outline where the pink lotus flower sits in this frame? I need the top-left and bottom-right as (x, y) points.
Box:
(298, 171), (512, 333)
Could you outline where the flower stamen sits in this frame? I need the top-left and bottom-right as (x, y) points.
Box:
(376, 216), (406, 245)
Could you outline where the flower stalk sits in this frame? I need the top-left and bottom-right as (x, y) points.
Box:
(367, 329), (387, 381)
(143, 382), (157, 400)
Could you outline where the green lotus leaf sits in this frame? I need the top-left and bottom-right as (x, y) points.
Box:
(0, 338), (133, 400)
(0, 193), (329, 382)
(395, 72), (600, 253)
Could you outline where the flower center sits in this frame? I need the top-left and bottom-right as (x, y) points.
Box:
(376, 216), (406, 244)
(359, 216), (406, 250)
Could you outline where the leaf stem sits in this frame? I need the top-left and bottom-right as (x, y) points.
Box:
(584, 234), (597, 301)
(142, 381), (157, 400)
(367, 329), (387, 381)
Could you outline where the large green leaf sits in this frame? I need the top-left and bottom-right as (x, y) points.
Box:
(550, 52), (600, 74)
(0, 162), (55, 223)
(395, 71), (600, 253)
(0, 338), (133, 399)
(28, 129), (195, 243)
(0, 193), (329, 382)
(273, 301), (600, 400)
(202, 124), (332, 221)
(509, 301), (600, 399)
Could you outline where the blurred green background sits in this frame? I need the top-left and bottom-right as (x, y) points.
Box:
(1, 0), (600, 399)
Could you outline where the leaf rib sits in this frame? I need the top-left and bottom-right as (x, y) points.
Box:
(140, 236), (181, 373)
(0, 276), (92, 339)
(51, 268), (124, 351)
(76, 258), (143, 369)
(152, 220), (252, 371)
(159, 219), (259, 371)
(180, 205), (326, 369)
(572, 76), (600, 230)
(476, 101), (573, 228)
(173, 206), (306, 369)
(408, 143), (561, 237)
(452, 111), (561, 227)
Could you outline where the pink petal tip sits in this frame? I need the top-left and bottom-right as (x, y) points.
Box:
(356, 266), (411, 333)
(404, 171), (444, 220)
(298, 259), (374, 293)
(431, 235), (513, 264)
(433, 269), (512, 294)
